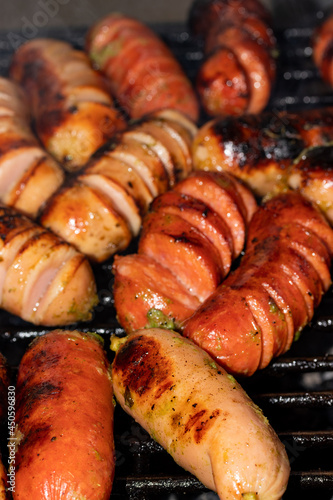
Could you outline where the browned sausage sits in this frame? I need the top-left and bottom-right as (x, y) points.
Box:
(183, 192), (333, 376)
(0, 76), (64, 218)
(86, 13), (199, 121)
(0, 205), (97, 325)
(10, 38), (126, 171)
(112, 327), (290, 499)
(13, 330), (114, 499)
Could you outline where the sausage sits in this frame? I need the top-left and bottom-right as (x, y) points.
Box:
(0, 353), (9, 499)
(138, 210), (223, 302)
(287, 144), (333, 225)
(191, 107), (333, 214)
(189, 0), (272, 38)
(10, 38), (126, 172)
(189, 0), (276, 117)
(112, 327), (290, 500)
(113, 171), (256, 332)
(113, 253), (201, 333)
(86, 13), (199, 122)
(183, 192), (333, 376)
(0, 205), (97, 325)
(13, 330), (114, 499)
(41, 110), (197, 262)
(313, 13), (333, 86)
(0, 76), (64, 218)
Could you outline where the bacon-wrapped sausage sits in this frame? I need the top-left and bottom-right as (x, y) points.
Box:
(0, 353), (9, 499)
(189, 0), (276, 117)
(313, 12), (333, 86)
(0, 205), (97, 326)
(192, 107), (333, 223)
(10, 38), (126, 172)
(41, 110), (197, 261)
(14, 330), (114, 499)
(183, 192), (333, 376)
(0, 76), (64, 218)
(113, 171), (257, 332)
(112, 327), (290, 500)
(86, 13), (199, 122)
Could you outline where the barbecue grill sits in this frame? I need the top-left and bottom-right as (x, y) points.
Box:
(0, 1), (333, 498)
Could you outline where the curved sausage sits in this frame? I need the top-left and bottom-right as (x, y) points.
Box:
(189, 0), (276, 117)
(112, 327), (290, 500)
(41, 110), (197, 262)
(0, 205), (97, 325)
(10, 38), (126, 171)
(192, 108), (333, 217)
(0, 353), (9, 499)
(183, 192), (333, 376)
(86, 13), (199, 121)
(113, 253), (201, 333)
(13, 330), (114, 499)
(113, 171), (256, 332)
(0, 76), (64, 218)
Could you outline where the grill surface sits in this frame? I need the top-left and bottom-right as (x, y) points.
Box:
(0, 3), (333, 499)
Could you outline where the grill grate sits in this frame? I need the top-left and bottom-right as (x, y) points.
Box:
(0, 6), (333, 499)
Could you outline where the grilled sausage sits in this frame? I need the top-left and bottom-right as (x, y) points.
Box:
(192, 108), (333, 221)
(13, 330), (114, 499)
(0, 76), (64, 218)
(113, 171), (257, 332)
(313, 13), (333, 86)
(0, 353), (9, 500)
(10, 38), (126, 172)
(112, 327), (290, 500)
(189, 0), (276, 117)
(287, 144), (333, 225)
(41, 110), (197, 262)
(113, 253), (201, 333)
(0, 205), (97, 325)
(183, 192), (333, 376)
(86, 13), (199, 122)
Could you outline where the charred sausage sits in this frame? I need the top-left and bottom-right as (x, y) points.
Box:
(13, 330), (114, 499)
(189, 0), (276, 117)
(0, 76), (64, 218)
(0, 205), (97, 325)
(113, 171), (257, 332)
(183, 192), (333, 376)
(86, 13), (199, 122)
(112, 327), (290, 499)
(192, 107), (333, 223)
(10, 38), (126, 171)
(41, 110), (197, 261)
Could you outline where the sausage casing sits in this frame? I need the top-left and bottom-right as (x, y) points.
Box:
(13, 330), (114, 499)
(112, 327), (290, 500)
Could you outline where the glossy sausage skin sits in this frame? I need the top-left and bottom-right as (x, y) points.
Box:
(183, 192), (333, 376)
(192, 107), (333, 220)
(10, 38), (126, 171)
(0, 353), (9, 499)
(86, 14), (199, 122)
(41, 110), (197, 262)
(112, 328), (290, 500)
(113, 171), (257, 333)
(0, 76), (64, 218)
(13, 330), (114, 499)
(190, 0), (276, 117)
(0, 205), (97, 325)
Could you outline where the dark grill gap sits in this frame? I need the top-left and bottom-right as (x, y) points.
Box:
(0, 3), (333, 499)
